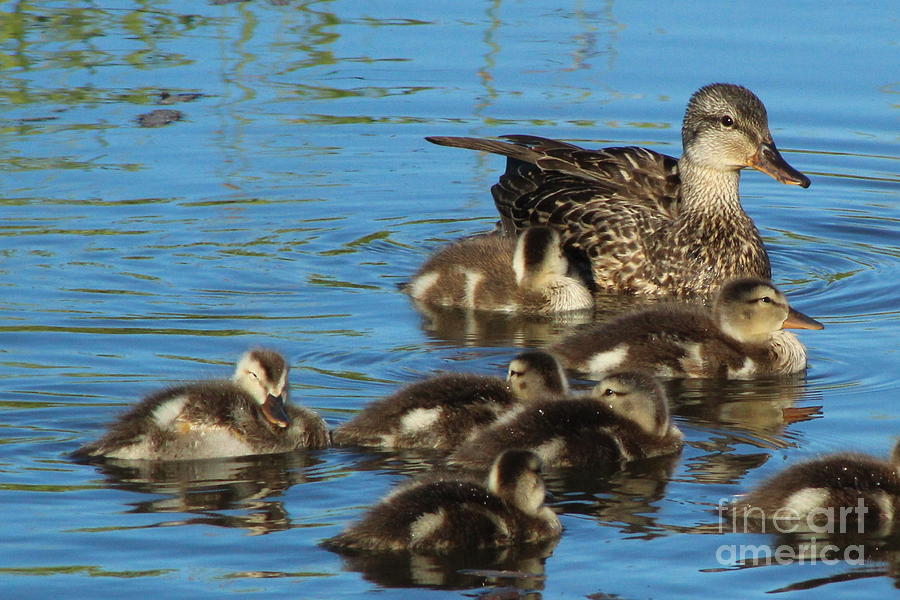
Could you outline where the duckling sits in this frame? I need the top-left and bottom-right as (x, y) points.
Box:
(404, 226), (593, 313)
(322, 449), (561, 553)
(448, 372), (683, 470)
(726, 441), (900, 536)
(551, 278), (823, 379)
(72, 349), (329, 461)
(332, 350), (568, 450)
(427, 83), (810, 297)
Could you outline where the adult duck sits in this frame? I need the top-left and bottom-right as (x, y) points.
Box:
(427, 83), (810, 297)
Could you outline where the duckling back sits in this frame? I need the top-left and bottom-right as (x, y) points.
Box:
(333, 350), (569, 450)
(449, 383), (683, 470)
(322, 449), (560, 553)
(405, 227), (592, 314)
(726, 443), (900, 536)
(331, 373), (516, 450)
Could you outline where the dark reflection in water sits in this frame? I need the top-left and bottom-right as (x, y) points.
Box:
(81, 451), (326, 535)
(547, 454), (678, 539)
(330, 540), (557, 593)
(703, 531), (900, 593)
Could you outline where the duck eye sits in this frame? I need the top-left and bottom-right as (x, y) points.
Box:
(509, 369), (523, 378)
(720, 115), (734, 127)
(759, 297), (772, 304)
(603, 388), (616, 397)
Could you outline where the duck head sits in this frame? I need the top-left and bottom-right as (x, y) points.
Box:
(715, 278), (824, 345)
(507, 350), (569, 401)
(233, 348), (292, 428)
(681, 83), (810, 188)
(593, 371), (671, 437)
(513, 226), (569, 289)
(487, 449), (549, 516)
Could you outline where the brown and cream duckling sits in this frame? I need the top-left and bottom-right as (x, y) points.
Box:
(322, 449), (561, 553)
(332, 350), (568, 450)
(72, 349), (329, 461)
(552, 278), (823, 379)
(427, 84), (810, 297)
(405, 226), (593, 313)
(448, 372), (683, 470)
(726, 441), (900, 536)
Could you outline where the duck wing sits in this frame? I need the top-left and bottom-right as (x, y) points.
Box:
(427, 135), (682, 293)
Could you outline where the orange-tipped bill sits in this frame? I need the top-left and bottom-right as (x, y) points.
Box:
(747, 142), (810, 188)
(262, 394), (291, 428)
(782, 307), (824, 330)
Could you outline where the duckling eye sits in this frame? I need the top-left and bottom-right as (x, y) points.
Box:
(720, 115), (734, 127)
(602, 388), (616, 397)
(758, 296), (772, 304)
(509, 369), (523, 378)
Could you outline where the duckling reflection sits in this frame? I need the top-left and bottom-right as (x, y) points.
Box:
(449, 372), (683, 470)
(411, 297), (593, 348)
(85, 451), (322, 535)
(552, 278), (823, 379)
(332, 538), (557, 591)
(72, 349), (329, 461)
(546, 452), (680, 538)
(404, 226), (593, 314)
(332, 350), (568, 450)
(322, 449), (561, 552)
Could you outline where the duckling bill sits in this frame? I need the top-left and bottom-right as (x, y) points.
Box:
(428, 83), (810, 297)
(72, 349), (330, 461)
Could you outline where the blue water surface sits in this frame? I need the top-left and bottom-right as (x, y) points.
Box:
(0, 1), (897, 598)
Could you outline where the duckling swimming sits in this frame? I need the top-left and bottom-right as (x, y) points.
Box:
(726, 441), (900, 536)
(551, 278), (823, 379)
(405, 226), (593, 313)
(72, 349), (329, 461)
(427, 84), (810, 297)
(449, 372), (683, 470)
(322, 449), (561, 552)
(332, 350), (568, 450)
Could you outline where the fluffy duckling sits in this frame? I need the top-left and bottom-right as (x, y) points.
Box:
(427, 84), (810, 297)
(726, 441), (900, 536)
(405, 226), (593, 313)
(552, 278), (823, 379)
(449, 372), (683, 470)
(322, 449), (561, 553)
(72, 349), (329, 461)
(332, 350), (568, 450)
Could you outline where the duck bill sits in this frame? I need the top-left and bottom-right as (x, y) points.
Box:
(747, 142), (810, 188)
(782, 307), (824, 330)
(262, 394), (291, 428)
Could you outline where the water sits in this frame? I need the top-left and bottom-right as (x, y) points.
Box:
(1, 1), (897, 598)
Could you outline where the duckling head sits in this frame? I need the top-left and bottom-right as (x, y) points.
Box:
(487, 449), (548, 516)
(233, 348), (292, 428)
(681, 83), (809, 188)
(512, 226), (569, 290)
(714, 278), (823, 345)
(507, 350), (569, 402)
(592, 371), (670, 437)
